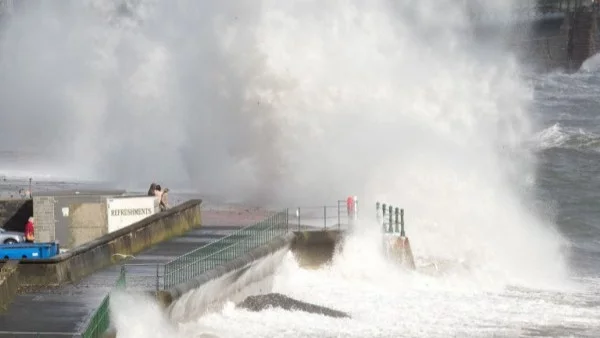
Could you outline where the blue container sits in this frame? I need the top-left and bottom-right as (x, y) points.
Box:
(0, 242), (60, 260)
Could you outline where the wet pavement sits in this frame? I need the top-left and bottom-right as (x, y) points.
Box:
(0, 207), (270, 337)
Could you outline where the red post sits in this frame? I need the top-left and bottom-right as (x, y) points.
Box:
(346, 196), (354, 218)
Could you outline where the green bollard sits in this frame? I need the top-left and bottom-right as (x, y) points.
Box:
(376, 202), (381, 229)
(388, 206), (393, 233)
(394, 207), (400, 233)
(382, 203), (387, 231)
(400, 208), (405, 237)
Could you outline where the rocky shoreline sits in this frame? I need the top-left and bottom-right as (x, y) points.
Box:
(238, 293), (350, 318)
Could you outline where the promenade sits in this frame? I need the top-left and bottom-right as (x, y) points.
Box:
(0, 207), (269, 337)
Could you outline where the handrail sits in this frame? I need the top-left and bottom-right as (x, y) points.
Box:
(118, 201), (353, 291)
(81, 199), (352, 337)
(164, 210), (279, 266)
(163, 210), (288, 289)
(81, 266), (126, 338)
(289, 200), (352, 230)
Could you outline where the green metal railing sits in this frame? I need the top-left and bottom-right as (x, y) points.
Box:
(119, 203), (352, 291)
(289, 200), (352, 231)
(376, 202), (406, 236)
(80, 202), (347, 337)
(163, 210), (288, 289)
(115, 266), (126, 289)
(81, 266), (126, 338)
(82, 294), (109, 338)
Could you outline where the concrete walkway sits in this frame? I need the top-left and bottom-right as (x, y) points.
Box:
(0, 207), (269, 337)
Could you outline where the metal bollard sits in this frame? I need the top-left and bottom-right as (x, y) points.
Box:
(388, 206), (393, 233)
(156, 263), (159, 292)
(394, 207), (400, 233)
(400, 208), (405, 237)
(382, 203), (387, 232)
(337, 200), (341, 230)
(286, 208), (290, 232)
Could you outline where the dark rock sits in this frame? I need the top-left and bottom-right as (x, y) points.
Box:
(238, 293), (350, 318)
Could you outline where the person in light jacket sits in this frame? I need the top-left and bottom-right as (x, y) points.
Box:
(160, 188), (170, 211)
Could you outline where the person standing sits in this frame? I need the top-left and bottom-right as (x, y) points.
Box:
(147, 183), (157, 196)
(160, 188), (170, 211)
(24, 217), (34, 243)
(154, 185), (163, 199)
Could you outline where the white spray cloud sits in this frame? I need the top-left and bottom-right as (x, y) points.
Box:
(0, 0), (568, 287)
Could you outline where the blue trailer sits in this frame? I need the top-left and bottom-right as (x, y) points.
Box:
(0, 242), (60, 260)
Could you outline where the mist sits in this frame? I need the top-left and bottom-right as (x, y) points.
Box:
(0, 0), (278, 199)
(0, 0), (568, 286)
(0, 1), (532, 203)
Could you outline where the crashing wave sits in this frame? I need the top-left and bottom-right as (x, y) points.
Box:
(534, 123), (600, 153)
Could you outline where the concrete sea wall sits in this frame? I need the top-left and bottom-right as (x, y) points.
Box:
(163, 230), (344, 323)
(0, 199), (202, 286)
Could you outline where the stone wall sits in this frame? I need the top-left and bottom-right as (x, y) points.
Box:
(33, 195), (55, 243)
(517, 9), (598, 73)
(0, 260), (19, 313)
(68, 202), (109, 248)
(33, 191), (122, 249)
(566, 8), (598, 70)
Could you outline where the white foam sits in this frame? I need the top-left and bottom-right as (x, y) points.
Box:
(109, 219), (598, 337)
(177, 233), (600, 338)
(110, 291), (182, 338)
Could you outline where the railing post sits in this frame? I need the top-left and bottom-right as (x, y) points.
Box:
(354, 196), (358, 221)
(400, 208), (405, 237)
(337, 200), (341, 230)
(163, 264), (167, 290)
(388, 205), (393, 233)
(286, 208), (289, 232)
(324, 205), (327, 229)
(394, 207), (399, 233)
(156, 263), (159, 293)
(297, 207), (301, 231)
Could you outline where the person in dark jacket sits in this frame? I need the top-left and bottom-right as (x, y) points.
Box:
(147, 183), (157, 196)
